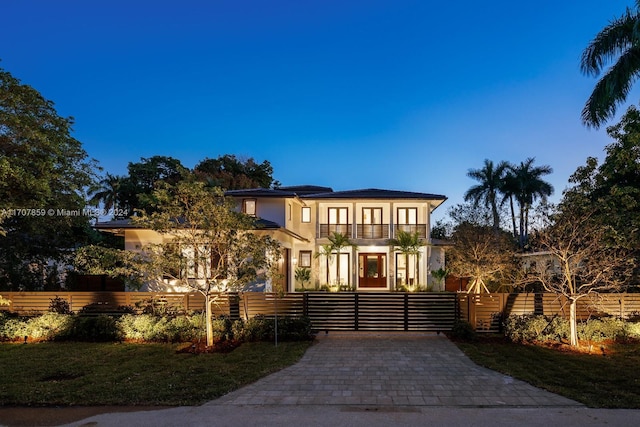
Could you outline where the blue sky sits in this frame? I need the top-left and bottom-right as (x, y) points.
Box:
(1, 0), (636, 222)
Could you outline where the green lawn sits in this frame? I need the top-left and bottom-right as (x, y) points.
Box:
(0, 341), (312, 406)
(454, 336), (640, 408)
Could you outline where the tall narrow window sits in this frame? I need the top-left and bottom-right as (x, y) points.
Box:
(362, 207), (383, 238)
(397, 207), (417, 225)
(301, 206), (311, 223)
(288, 203), (292, 221)
(243, 199), (256, 216)
(328, 207), (349, 235)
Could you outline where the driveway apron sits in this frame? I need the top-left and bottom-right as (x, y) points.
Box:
(211, 331), (581, 407)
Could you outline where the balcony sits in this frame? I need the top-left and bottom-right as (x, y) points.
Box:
(319, 223), (427, 239)
(319, 224), (352, 238)
(392, 224), (427, 239)
(356, 224), (389, 239)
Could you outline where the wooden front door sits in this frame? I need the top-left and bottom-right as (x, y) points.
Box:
(358, 253), (387, 288)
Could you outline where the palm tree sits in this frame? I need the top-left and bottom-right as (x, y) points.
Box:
(315, 232), (357, 290)
(499, 168), (519, 239)
(464, 159), (509, 230)
(89, 173), (124, 213)
(388, 230), (423, 291)
(581, 2), (640, 128)
(509, 158), (554, 249)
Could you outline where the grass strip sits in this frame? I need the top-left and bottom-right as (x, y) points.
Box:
(454, 337), (640, 408)
(0, 341), (312, 406)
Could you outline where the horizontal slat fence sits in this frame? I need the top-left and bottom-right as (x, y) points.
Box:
(0, 291), (226, 316)
(239, 293), (304, 319)
(3, 291), (640, 334)
(459, 293), (640, 333)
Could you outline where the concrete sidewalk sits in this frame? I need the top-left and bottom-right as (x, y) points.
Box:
(53, 332), (640, 426)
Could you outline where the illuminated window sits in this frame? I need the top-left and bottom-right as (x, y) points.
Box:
(299, 250), (312, 268)
(243, 199), (256, 216)
(302, 206), (311, 223)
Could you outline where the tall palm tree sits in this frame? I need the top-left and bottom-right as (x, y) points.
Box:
(509, 158), (554, 249)
(499, 168), (519, 239)
(581, 2), (640, 128)
(464, 159), (509, 230)
(89, 173), (124, 212)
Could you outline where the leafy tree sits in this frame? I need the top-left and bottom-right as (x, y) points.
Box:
(194, 154), (279, 190)
(526, 204), (635, 346)
(464, 159), (509, 231)
(581, 1), (640, 128)
(134, 181), (280, 347)
(74, 245), (144, 289)
(564, 105), (640, 254)
(388, 230), (424, 291)
(117, 156), (188, 215)
(0, 66), (97, 290)
(446, 203), (519, 293)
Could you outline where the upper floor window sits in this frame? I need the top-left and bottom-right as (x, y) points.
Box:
(326, 207), (350, 237)
(328, 207), (348, 224)
(397, 207), (417, 225)
(301, 206), (311, 223)
(363, 208), (382, 224)
(361, 207), (384, 238)
(242, 199), (256, 216)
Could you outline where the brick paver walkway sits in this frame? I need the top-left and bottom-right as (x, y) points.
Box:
(212, 332), (581, 407)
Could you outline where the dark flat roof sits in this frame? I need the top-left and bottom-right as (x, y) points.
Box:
(225, 187), (447, 201)
(301, 188), (447, 201)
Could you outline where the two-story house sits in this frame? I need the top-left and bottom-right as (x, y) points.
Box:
(95, 185), (447, 292)
(225, 186), (447, 292)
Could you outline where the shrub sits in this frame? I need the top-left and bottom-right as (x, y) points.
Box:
(211, 316), (233, 341)
(49, 296), (72, 314)
(276, 316), (313, 341)
(57, 315), (121, 342)
(22, 313), (74, 341)
(503, 314), (640, 344)
(0, 312), (25, 341)
(448, 319), (476, 341)
(118, 313), (205, 342)
(503, 314), (569, 343)
(578, 317), (630, 342)
(231, 315), (313, 342)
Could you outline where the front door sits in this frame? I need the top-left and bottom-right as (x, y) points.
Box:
(358, 253), (387, 288)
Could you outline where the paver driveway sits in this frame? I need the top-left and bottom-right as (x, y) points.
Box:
(212, 331), (581, 407)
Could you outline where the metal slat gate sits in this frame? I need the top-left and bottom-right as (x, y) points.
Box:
(301, 292), (457, 332)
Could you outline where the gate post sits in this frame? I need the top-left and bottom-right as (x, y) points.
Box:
(303, 292), (309, 318)
(404, 293), (409, 331)
(354, 293), (359, 331)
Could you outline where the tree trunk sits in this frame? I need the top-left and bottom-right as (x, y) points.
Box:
(509, 196), (517, 239)
(205, 293), (214, 347)
(569, 297), (578, 347)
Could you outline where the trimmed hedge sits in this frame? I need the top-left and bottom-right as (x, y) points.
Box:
(0, 311), (313, 343)
(503, 314), (640, 343)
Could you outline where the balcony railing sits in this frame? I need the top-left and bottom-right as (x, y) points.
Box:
(319, 224), (352, 238)
(319, 224), (427, 239)
(356, 224), (389, 239)
(393, 224), (427, 239)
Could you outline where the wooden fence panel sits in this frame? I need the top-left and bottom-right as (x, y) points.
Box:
(0, 291), (210, 315)
(238, 293), (304, 320)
